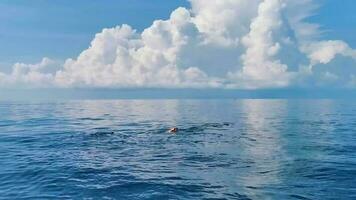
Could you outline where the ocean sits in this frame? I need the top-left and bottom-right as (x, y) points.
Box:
(0, 99), (355, 199)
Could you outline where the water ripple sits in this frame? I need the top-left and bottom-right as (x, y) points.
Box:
(0, 100), (356, 199)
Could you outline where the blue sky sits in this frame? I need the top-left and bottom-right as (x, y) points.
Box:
(0, 0), (189, 64)
(0, 0), (355, 91)
(0, 0), (354, 65)
(309, 0), (356, 46)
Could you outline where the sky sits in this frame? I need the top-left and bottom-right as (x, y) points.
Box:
(0, 0), (355, 91)
(0, 0), (189, 64)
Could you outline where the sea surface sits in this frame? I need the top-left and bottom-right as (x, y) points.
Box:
(0, 99), (355, 199)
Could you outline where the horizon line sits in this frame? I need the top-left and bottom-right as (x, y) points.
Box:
(1, 88), (356, 101)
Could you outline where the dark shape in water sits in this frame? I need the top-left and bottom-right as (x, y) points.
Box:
(169, 127), (179, 133)
(92, 131), (115, 137)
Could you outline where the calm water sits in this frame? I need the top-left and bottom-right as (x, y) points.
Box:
(0, 100), (356, 199)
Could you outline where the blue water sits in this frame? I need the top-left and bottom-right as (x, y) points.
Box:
(0, 100), (356, 199)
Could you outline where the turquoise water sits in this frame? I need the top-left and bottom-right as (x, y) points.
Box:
(0, 100), (355, 199)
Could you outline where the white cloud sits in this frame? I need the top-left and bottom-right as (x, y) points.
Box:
(1, 0), (356, 89)
(0, 57), (57, 88)
(228, 0), (293, 89)
(54, 8), (222, 88)
(189, 0), (261, 47)
(303, 40), (356, 65)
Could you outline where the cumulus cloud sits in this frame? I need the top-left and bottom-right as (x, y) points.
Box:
(304, 40), (356, 65)
(228, 0), (293, 89)
(54, 8), (222, 88)
(1, 0), (356, 89)
(189, 0), (260, 47)
(0, 57), (58, 88)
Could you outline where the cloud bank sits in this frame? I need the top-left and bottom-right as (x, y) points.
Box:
(1, 0), (356, 89)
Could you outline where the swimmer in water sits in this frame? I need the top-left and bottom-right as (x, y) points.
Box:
(169, 127), (179, 133)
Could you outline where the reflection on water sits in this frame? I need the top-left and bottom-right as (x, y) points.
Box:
(0, 100), (356, 199)
(240, 100), (287, 198)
